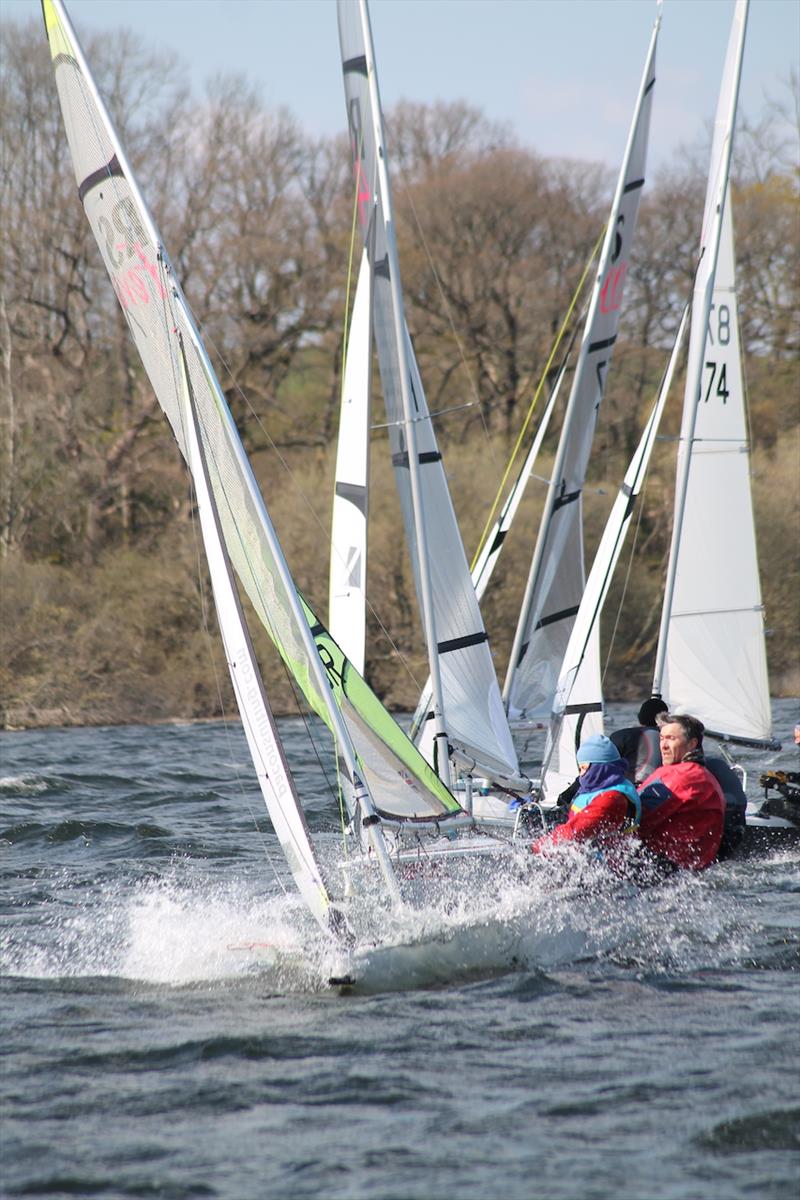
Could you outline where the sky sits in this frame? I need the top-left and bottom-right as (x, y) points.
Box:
(4, 0), (799, 169)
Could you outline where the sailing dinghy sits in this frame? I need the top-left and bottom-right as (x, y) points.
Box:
(536, 0), (791, 841)
(42, 0), (525, 970)
(335, 0), (529, 806)
(501, 5), (659, 738)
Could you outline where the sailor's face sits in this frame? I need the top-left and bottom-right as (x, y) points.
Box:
(659, 722), (695, 765)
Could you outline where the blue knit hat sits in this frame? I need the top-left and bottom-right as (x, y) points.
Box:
(576, 734), (623, 765)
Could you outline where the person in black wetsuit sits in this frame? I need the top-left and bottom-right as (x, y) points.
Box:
(609, 698), (668, 785)
(703, 752), (748, 857)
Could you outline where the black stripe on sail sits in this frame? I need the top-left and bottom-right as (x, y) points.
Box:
(78, 154), (124, 203)
(52, 52), (79, 70)
(309, 622), (326, 638)
(588, 334), (617, 354)
(391, 450), (443, 468)
(644, 76), (656, 96)
(553, 488), (581, 511)
(564, 702), (603, 715)
(489, 528), (507, 554)
(343, 55), (368, 76)
(623, 178), (645, 194)
(621, 481), (636, 519)
(375, 255), (390, 280)
(515, 640), (529, 667)
(534, 605), (579, 631)
(437, 632), (488, 655)
(335, 481), (367, 514)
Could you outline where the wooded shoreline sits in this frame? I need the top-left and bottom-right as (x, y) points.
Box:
(2, 16), (798, 733)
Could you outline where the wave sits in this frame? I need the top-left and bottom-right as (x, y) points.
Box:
(1, 841), (786, 996)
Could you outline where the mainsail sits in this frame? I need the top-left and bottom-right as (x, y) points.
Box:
(43, 0), (458, 885)
(177, 336), (342, 928)
(540, 304), (690, 799)
(410, 359), (568, 744)
(654, 1), (775, 749)
(503, 10), (659, 724)
(337, 0), (525, 792)
(657, 198), (773, 745)
(652, 0), (775, 746)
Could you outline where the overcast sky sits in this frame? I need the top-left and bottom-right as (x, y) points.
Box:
(5, 0), (798, 168)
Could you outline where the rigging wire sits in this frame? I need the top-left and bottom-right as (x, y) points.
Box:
(471, 224), (606, 573)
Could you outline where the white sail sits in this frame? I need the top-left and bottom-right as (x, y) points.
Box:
(652, 1), (773, 747)
(659, 200), (774, 744)
(329, 249), (372, 674)
(410, 361), (567, 744)
(504, 10), (660, 722)
(338, 0), (525, 792)
(42, 0), (454, 911)
(178, 338), (341, 930)
(541, 304), (690, 799)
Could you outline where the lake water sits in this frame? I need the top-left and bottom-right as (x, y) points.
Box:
(2, 702), (799, 1200)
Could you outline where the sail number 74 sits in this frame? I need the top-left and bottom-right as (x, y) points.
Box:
(703, 361), (729, 403)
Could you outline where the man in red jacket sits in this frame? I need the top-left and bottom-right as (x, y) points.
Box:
(638, 713), (725, 870)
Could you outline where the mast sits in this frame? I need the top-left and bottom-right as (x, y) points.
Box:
(652, 0), (749, 697)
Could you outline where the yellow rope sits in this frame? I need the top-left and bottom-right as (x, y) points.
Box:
(471, 224), (607, 571)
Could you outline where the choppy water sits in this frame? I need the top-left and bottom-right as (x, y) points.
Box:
(2, 703), (799, 1200)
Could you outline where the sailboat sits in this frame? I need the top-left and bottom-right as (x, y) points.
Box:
(651, 2), (776, 754)
(42, 0), (526, 973)
(335, 0), (530, 803)
(537, 0), (790, 839)
(501, 5), (660, 738)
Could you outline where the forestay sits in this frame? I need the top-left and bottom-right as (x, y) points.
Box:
(337, 0), (524, 792)
(504, 10), (660, 723)
(43, 0), (459, 831)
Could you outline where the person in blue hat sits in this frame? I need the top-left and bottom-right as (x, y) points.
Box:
(532, 734), (640, 856)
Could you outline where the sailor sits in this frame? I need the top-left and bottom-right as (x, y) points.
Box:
(703, 752), (748, 859)
(531, 735), (640, 856)
(638, 713), (725, 870)
(609, 697), (668, 784)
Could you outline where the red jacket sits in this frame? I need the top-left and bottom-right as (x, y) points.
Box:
(638, 760), (725, 869)
(532, 788), (633, 854)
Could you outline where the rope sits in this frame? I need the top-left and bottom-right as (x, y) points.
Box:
(471, 224), (606, 571)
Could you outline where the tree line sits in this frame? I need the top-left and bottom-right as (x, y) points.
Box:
(1, 17), (798, 727)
